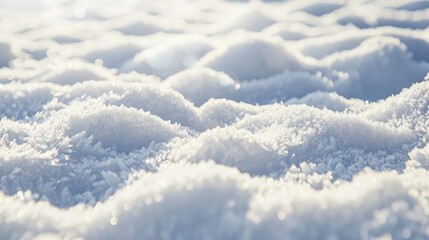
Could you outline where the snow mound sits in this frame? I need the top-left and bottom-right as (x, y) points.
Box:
(218, 8), (276, 32)
(285, 91), (367, 112)
(166, 68), (334, 105)
(2, 0), (429, 239)
(298, 28), (429, 62)
(325, 36), (429, 100)
(396, 1), (429, 11)
(111, 15), (185, 36)
(64, 104), (188, 152)
(104, 84), (200, 129)
(121, 36), (214, 79)
(38, 61), (115, 85)
(298, 2), (342, 16)
(409, 143), (429, 169)
(199, 35), (315, 81)
(362, 80), (429, 141)
(0, 83), (53, 120)
(0, 41), (17, 67)
(230, 105), (415, 178)
(83, 42), (143, 69)
(173, 128), (280, 176)
(164, 68), (240, 106)
(198, 99), (264, 129)
(1, 162), (429, 239)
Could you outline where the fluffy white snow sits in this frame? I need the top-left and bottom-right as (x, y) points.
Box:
(1, 0), (429, 239)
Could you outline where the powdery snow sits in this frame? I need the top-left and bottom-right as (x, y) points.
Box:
(1, 0), (429, 239)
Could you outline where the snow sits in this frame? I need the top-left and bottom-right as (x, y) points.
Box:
(121, 35), (214, 79)
(0, 41), (16, 68)
(325, 36), (429, 100)
(1, 0), (429, 239)
(198, 34), (315, 81)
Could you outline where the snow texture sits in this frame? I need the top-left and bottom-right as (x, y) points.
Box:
(1, 0), (429, 239)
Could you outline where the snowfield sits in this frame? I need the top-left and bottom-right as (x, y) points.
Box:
(1, 0), (429, 239)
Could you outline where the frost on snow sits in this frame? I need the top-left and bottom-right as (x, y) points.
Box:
(1, 0), (429, 239)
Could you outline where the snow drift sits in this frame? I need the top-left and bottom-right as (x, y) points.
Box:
(1, 0), (429, 239)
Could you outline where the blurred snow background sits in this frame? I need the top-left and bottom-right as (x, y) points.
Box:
(1, 0), (429, 239)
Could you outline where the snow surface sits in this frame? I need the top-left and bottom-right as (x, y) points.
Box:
(1, 0), (429, 239)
